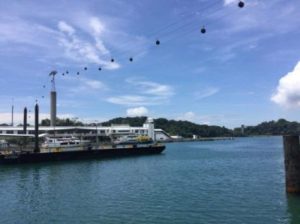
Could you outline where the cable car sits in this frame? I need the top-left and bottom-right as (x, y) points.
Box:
(201, 26), (206, 34)
(238, 1), (245, 8)
(84, 67), (87, 70)
(156, 40), (160, 45)
(111, 58), (115, 62)
(98, 67), (102, 71)
(129, 57), (133, 62)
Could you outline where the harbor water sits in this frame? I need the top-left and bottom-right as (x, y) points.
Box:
(1, 137), (300, 224)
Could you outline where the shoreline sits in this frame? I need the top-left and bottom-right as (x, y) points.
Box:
(159, 137), (234, 143)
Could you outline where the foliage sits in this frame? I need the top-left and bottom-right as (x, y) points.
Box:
(103, 117), (232, 138)
(233, 119), (300, 136)
(102, 116), (147, 127)
(40, 118), (83, 126)
(154, 118), (232, 138)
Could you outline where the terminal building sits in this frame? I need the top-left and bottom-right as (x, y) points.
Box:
(0, 118), (171, 141)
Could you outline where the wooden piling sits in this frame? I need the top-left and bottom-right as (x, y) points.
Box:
(283, 135), (300, 194)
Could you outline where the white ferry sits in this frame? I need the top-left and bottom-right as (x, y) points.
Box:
(40, 135), (90, 153)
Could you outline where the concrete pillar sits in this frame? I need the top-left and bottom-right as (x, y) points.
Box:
(34, 103), (39, 153)
(50, 91), (56, 126)
(23, 107), (27, 134)
(283, 135), (300, 194)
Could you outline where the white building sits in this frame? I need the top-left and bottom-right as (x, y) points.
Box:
(0, 119), (171, 141)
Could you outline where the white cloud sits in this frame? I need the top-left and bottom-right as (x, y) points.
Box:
(107, 79), (174, 106)
(58, 21), (75, 35)
(195, 87), (219, 99)
(224, 0), (237, 6)
(107, 95), (149, 106)
(89, 17), (105, 35)
(126, 79), (174, 97)
(271, 61), (300, 108)
(57, 20), (119, 70)
(126, 107), (149, 117)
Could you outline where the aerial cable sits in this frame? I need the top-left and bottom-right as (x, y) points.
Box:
(145, 0), (221, 39)
(146, 0), (245, 47)
(50, 0), (246, 74)
(104, 1), (223, 63)
(161, 1), (241, 44)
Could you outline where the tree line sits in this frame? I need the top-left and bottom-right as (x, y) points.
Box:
(3, 117), (300, 137)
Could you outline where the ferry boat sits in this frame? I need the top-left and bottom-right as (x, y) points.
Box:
(40, 135), (91, 153)
(0, 134), (165, 164)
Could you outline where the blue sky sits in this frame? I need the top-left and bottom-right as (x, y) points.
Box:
(0, 0), (300, 128)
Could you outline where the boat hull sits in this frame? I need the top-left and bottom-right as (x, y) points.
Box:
(0, 145), (165, 164)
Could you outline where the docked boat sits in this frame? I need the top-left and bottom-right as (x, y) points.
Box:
(40, 135), (91, 153)
(113, 135), (153, 145)
(0, 135), (165, 164)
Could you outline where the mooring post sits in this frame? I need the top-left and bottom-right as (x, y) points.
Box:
(23, 107), (27, 134)
(34, 103), (39, 153)
(283, 135), (300, 194)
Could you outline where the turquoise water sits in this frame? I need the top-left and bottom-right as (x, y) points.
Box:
(1, 137), (300, 224)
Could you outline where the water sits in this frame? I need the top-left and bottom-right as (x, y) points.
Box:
(1, 137), (300, 224)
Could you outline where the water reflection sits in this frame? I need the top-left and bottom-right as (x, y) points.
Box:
(287, 195), (300, 224)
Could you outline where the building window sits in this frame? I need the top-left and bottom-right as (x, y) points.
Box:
(117, 130), (129, 133)
(6, 131), (13, 134)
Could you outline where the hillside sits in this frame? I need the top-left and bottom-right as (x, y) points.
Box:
(102, 117), (232, 138)
(234, 119), (300, 136)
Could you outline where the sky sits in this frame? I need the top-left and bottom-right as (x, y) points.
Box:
(0, 0), (300, 128)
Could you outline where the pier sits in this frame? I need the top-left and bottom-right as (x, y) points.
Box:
(283, 135), (300, 194)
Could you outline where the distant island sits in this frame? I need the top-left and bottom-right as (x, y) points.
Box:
(1, 117), (299, 138)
